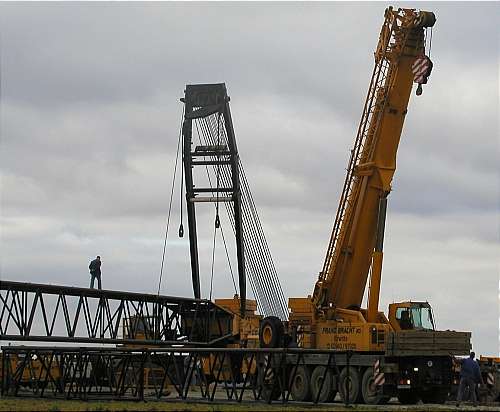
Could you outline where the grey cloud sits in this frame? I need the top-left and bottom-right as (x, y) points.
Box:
(2, 3), (495, 112)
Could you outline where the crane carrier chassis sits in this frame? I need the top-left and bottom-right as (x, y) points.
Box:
(0, 281), (475, 405)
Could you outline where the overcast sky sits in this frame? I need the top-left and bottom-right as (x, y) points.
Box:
(0, 2), (498, 356)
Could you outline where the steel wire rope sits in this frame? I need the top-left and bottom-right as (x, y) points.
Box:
(210, 116), (288, 319)
(215, 112), (221, 227)
(201, 116), (270, 312)
(209, 112), (221, 301)
(197, 116), (269, 309)
(238, 166), (286, 318)
(179, 121), (185, 238)
(423, 24), (427, 54)
(202, 115), (280, 317)
(157, 106), (184, 295)
(204, 114), (287, 317)
(201, 116), (273, 308)
(198, 116), (271, 315)
(193, 120), (238, 296)
(209, 218), (217, 302)
(238, 163), (289, 318)
(205, 114), (286, 318)
(428, 27), (433, 58)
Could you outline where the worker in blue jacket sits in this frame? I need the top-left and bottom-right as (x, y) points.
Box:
(89, 255), (102, 290)
(456, 351), (482, 407)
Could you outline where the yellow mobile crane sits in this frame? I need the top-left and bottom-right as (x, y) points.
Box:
(290, 6), (436, 352)
(260, 7), (471, 405)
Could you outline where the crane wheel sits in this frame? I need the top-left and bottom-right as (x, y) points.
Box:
(361, 367), (389, 405)
(339, 366), (362, 404)
(257, 357), (281, 401)
(259, 316), (284, 348)
(311, 365), (336, 403)
(289, 365), (311, 401)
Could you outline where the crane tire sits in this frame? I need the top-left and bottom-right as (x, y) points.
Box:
(290, 365), (312, 401)
(311, 365), (336, 402)
(259, 316), (284, 348)
(361, 367), (388, 404)
(339, 366), (362, 404)
(257, 361), (281, 401)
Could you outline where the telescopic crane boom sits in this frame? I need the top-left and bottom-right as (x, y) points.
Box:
(312, 7), (435, 320)
(274, 9), (470, 405)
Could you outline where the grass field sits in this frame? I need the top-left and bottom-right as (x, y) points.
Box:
(0, 398), (337, 411)
(2, 398), (499, 411)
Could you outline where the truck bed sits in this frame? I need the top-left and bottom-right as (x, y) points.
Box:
(385, 330), (471, 356)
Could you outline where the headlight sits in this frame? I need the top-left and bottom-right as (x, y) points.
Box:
(413, 367), (419, 371)
(427, 360), (433, 367)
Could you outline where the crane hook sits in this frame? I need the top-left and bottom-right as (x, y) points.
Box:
(412, 55), (433, 96)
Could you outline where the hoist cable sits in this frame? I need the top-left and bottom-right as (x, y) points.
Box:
(209, 220), (217, 302)
(215, 113), (221, 225)
(237, 152), (289, 315)
(423, 26), (427, 53)
(212, 116), (288, 318)
(202, 114), (283, 317)
(240, 164), (289, 318)
(170, 105), (286, 318)
(157, 106), (184, 295)
(199, 118), (254, 302)
(192, 111), (287, 319)
(198, 117), (271, 313)
(428, 27), (433, 58)
(202, 114), (287, 318)
(220, 224), (238, 294)
(194, 120), (238, 295)
(179, 120), (185, 237)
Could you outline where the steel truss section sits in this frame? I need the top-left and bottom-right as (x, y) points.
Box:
(1, 346), (354, 405)
(0, 281), (233, 346)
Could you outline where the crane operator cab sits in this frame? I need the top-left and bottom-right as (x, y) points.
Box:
(388, 302), (435, 332)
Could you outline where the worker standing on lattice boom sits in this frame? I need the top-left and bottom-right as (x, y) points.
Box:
(89, 255), (102, 289)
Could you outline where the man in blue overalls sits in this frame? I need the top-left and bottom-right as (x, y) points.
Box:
(89, 255), (102, 290)
(457, 351), (482, 407)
